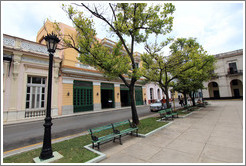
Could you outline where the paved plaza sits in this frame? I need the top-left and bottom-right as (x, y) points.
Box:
(99, 100), (244, 163)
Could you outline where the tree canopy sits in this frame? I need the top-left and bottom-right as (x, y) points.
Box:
(56, 3), (175, 125)
(142, 37), (215, 108)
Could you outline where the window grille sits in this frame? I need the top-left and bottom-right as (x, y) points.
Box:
(25, 76), (46, 118)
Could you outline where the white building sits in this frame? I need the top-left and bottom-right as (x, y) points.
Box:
(202, 49), (243, 99)
(145, 82), (172, 104)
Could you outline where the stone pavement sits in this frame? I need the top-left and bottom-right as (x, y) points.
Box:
(98, 100), (244, 163)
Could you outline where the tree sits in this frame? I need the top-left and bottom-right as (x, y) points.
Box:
(141, 38), (201, 108)
(173, 53), (216, 106)
(56, 3), (175, 125)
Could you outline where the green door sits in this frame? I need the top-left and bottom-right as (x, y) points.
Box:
(120, 85), (143, 106)
(120, 84), (131, 107)
(135, 86), (143, 105)
(73, 80), (93, 112)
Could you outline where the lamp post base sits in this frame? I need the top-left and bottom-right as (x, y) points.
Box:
(33, 151), (63, 163)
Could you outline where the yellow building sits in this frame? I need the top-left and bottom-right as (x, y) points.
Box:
(37, 21), (146, 115)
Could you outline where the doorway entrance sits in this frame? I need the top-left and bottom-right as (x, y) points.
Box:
(234, 89), (240, 98)
(213, 90), (220, 99)
(120, 84), (130, 107)
(101, 83), (114, 109)
(230, 79), (243, 98)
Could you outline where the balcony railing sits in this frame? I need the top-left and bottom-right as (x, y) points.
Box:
(227, 69), (243, 76)
(25, 109), (46, 118)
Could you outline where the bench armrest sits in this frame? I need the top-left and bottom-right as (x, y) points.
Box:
(91, 135), (98, 141)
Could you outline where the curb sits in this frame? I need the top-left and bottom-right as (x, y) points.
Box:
(4, 105), (149, 126)
(84, 144), (107, 163)
(180, 112), (194, 118)
(138, 121), (173, 138)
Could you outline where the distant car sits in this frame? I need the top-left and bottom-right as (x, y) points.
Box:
(150, 100), (172, 112)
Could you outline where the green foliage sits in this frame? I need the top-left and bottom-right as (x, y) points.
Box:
(56, 3), (175, 125)
(57, 3), (175, 82)
(142, 37), (215, 107)
(172, 38), (216, 95)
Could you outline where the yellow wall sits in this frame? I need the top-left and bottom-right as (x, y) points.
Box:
(36, 20), (56, 43)
(62, 27), (78, 67)
(114, 86), (120, 103)
(93, 85), (101, 104)
(62, 84), (73, 105)
(142, 87), (146, 101)
(36, 21), (79, 68)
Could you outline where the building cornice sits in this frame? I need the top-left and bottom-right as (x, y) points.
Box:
(215, 49), (243, 59)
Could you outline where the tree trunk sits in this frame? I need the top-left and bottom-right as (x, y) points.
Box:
(192, 91), (196, 106)
(189, 92), (196, 106)
(164, 85), (171, 108)
(129, 85), (139, 125)
(183, 92), (187, 105)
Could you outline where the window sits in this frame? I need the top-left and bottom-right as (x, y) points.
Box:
(26, 76), (46, 109)
(150, 88), (153, 100)
(229, 62), (237, 74)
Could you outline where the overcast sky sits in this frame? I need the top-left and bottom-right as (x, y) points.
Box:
(1, 1), (244, 55)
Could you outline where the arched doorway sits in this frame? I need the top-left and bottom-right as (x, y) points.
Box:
(208, 82), (220, 99)
(230, 79), (243, 98)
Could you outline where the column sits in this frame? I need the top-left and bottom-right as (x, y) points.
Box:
(51, 60), (60, 116)
(142, 86), (147, 105)
(114, 84), (121, 108)
(93, 82), (101, 111)
(8, 52), (22, 121)
(61, 78), (74, 115)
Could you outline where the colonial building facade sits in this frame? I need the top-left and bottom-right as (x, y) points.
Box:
(202, 49), (243, 99)
(36, 21), (146, 116)
(3, 34), (62, 122)
(145, 82), (175, 104)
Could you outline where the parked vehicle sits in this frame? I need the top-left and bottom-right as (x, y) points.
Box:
(150, 100), (171, 112)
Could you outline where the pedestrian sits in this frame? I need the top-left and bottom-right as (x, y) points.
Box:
(144, 98), (147, 105)
(161, 97), (166, 108)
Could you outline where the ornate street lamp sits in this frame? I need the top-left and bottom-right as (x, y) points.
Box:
(39, 32), (60, 160)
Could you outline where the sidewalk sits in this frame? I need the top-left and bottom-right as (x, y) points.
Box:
(98, 100), (244, 163)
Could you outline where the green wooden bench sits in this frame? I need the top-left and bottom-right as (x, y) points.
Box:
(183, 104), (193, 111)
(197, 102), (206, 107)
(203, 101), (209, 105)
(111, 119), (138, 145)
(88, 124), (120, 149)
(88, 120), (138, 149)
(159, 108), (178, 120)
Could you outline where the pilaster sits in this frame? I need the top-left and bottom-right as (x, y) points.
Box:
(9, 52), (23, 114)
(114, 84), (121, 108)
(93, 82), (101, 111)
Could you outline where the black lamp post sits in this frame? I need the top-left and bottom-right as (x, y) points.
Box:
(39, 32), (60, 160)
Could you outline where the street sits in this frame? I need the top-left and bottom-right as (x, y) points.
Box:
(3, 105), (153, 152)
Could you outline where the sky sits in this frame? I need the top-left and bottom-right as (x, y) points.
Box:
(1, 1), (244, 55)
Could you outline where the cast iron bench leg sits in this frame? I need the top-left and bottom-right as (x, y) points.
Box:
(119, 135), (122, 145)
(97, 142), (100, 150)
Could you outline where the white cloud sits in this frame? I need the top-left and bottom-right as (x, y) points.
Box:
(1, 1), (244, 55)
